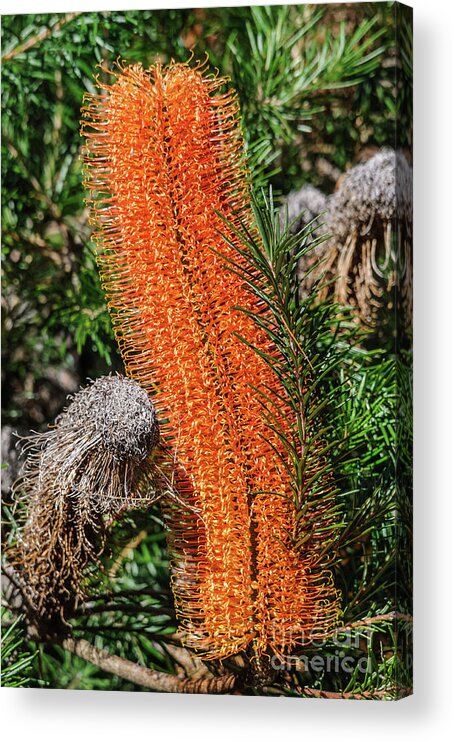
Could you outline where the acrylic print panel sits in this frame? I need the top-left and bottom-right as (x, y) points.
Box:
(1, 2), (412, 699)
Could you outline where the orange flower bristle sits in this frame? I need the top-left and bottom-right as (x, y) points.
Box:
(81, 59), (340, 660)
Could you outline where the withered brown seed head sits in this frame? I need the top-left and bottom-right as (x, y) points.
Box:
(10, 374), (160, 628)
(328, 148), (412, 242)
(63, 374), (160, 463)
(286, 149), (413, 329)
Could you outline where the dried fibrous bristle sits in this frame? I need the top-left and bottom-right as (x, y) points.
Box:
(11, 375), (160, 625)
(328, 148), (412, 242)
(81, 60), (340, 659)
(63, 374), (159, 463)
(293, 149), (412, 329)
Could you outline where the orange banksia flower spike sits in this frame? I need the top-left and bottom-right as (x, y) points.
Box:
(81, 59), (340, 661)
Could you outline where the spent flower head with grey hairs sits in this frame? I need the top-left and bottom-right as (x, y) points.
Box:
(10, 374), (160, 629)
(63, 374), (159, 464)
(285, 149), (412, 329)
(327, 148), (411, 242)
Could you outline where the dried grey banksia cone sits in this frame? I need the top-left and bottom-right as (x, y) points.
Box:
(283, 148), (413, 329)
(10, 375), (160, 632)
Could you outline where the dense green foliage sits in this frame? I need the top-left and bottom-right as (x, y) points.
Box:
(1, 3), (411, 697)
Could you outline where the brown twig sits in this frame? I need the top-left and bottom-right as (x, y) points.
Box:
(2, 12), (82, 63)
(61, 636), (237, 694)
(294, 685), (412, 700)
(161, 640), (211, 680)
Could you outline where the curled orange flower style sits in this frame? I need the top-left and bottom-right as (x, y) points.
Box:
(81, 59), (340, 660)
